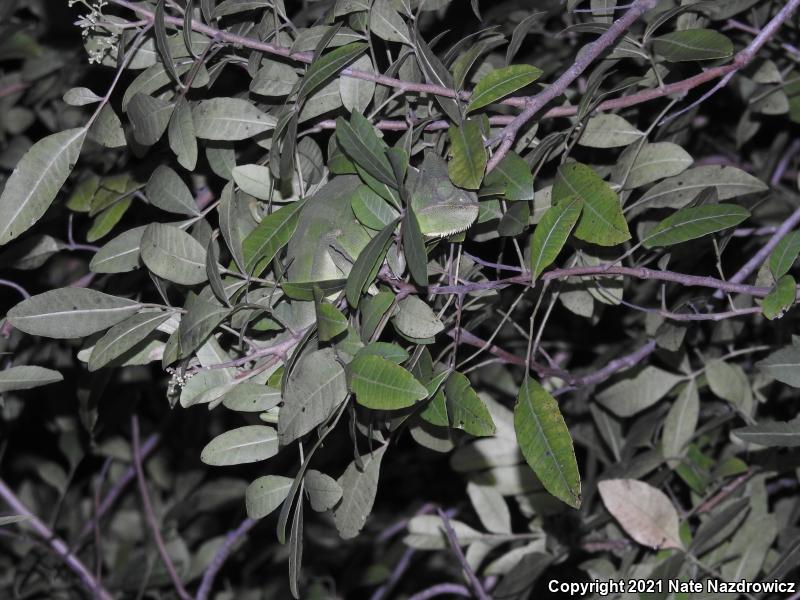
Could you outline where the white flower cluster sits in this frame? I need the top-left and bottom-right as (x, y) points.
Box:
(165, 366), (196, 397)
(70, 0), (117, 64)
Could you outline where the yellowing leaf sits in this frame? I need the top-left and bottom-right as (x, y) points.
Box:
(598, 478), (683, 550)
(514, 377), (581, 508)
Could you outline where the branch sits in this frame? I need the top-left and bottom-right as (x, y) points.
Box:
(436, 509), (491, 600)
(554, 340), (657, 395)
(131, 416), (192, 600)
(408, 583), (473, 600)
(105, 0), (525, 107)
(0, 478), (114, 600)
(450, 327), (567, 379)
(75, 432), (161, 549)
(405, 264), (778, 298)
(195, 517), (257, 600)
(486, 0), (658, 171)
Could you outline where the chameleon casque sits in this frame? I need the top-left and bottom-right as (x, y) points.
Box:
(280, 150), (480, 326)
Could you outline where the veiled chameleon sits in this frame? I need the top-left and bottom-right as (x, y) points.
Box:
(410, 152), (480, 238)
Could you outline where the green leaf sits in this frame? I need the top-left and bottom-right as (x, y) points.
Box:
(217, 182), (245, 273)
(466, 481), (511, 534)
(351, 185), (399, 230)
(140, 223), (208, 285)
(642, 204), (750, 248)
(662, 380), (699, 468)
(336, 113), (395, 188)
(628, 165), (768, 217)
(0, 128), (86, 246)
(340, 54), (376, 113)
(221, 383), (282, 412)
(146, 165), (199, 216)
(392, 295), (444, 339)
(757, 344), (800, 387)
(169, 96), (197, 171)
(345, 218), (398, 307)
(333, 444), (388, 538)
(596, 365), (684, 417)
(193, 98), (276, 140)
(246, 475), (293, 519)
(278, 348), (348, 444)
(349, 354), (428, 410)
(8, 288), (140, 339)
(128, 94), (172, 146)
(178, 293), (230, 356)
(652, 29), (734, 62)
(231, 164), (273, 201)
(90, 226), (145, 274)
(298, 42), (368, 100)
(200, 425), (279, 466)
(554, 162), (630, 246)
(403, 207), (428, 286)
(413, 29), (461, 123)
(250, 59), (300, 97)
(315, 301), (349, 341)
(578, 114), (644, 148)
(762, 274), (796, 320)
(467, 64), (542, 113)
(445, 372), (495, 437)
(305, 470), (342, 512)
(448, 119), (486, 190)
(242, 200), (306, 277)
(86, 197), (132, 242)
(89, 311), (171, 371)
(769, 230), (800, 278)
(0, 366), (63, 393)
(598, 479), (683, 550)
(154, 0), (180, 86)
(514, 377), (581, 509)
(529, 197), (581, 279)
(732, 417), (800, 447)
(613, 142), (693, 190)
(482, 151), (534, 201)
(369, 0), (412, 45)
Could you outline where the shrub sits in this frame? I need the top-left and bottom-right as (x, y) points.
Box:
(1, 0), (799, 598)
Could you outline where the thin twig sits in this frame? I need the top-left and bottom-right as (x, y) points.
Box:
(131, 416), (192, 600)
(554, 340), (657, 395)
(487, 0), (658, 171)
(0, 478), (114, 600)
(195, 517), (257, 600)
(436, 509), (491, 600)
(75, 432), (161, 548)
(407, 582), (473, 600)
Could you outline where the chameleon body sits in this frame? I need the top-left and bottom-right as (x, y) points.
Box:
(410, 152), (480, 238)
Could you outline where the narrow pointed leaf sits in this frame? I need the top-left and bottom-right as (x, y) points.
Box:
(349, 354), (428, 409)
(467, 65), (542, 113)
(0, 128), (86, 246)
(530, 197), (581, 278)
(642, 204), (750, 248)
(514, 377), (581, 508)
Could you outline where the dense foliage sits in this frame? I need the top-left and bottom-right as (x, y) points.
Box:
(1, 0), (800, 598)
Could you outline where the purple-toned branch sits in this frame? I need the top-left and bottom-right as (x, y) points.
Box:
(105, 0), (800, 134)
(388, 264), (778, 298)
(486, 0), (658, 171)
(554, 340), (657, 396)
(131, 416), (192, 600)
(0, 478), (114, 600)
(0, 278), (31, 299)
(714, 204), (800, 299)
(195, 517), (257, 600)
(75, 432), (161, 548)
(436, 509), (490, 600)
(407, 583), (473, 600)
